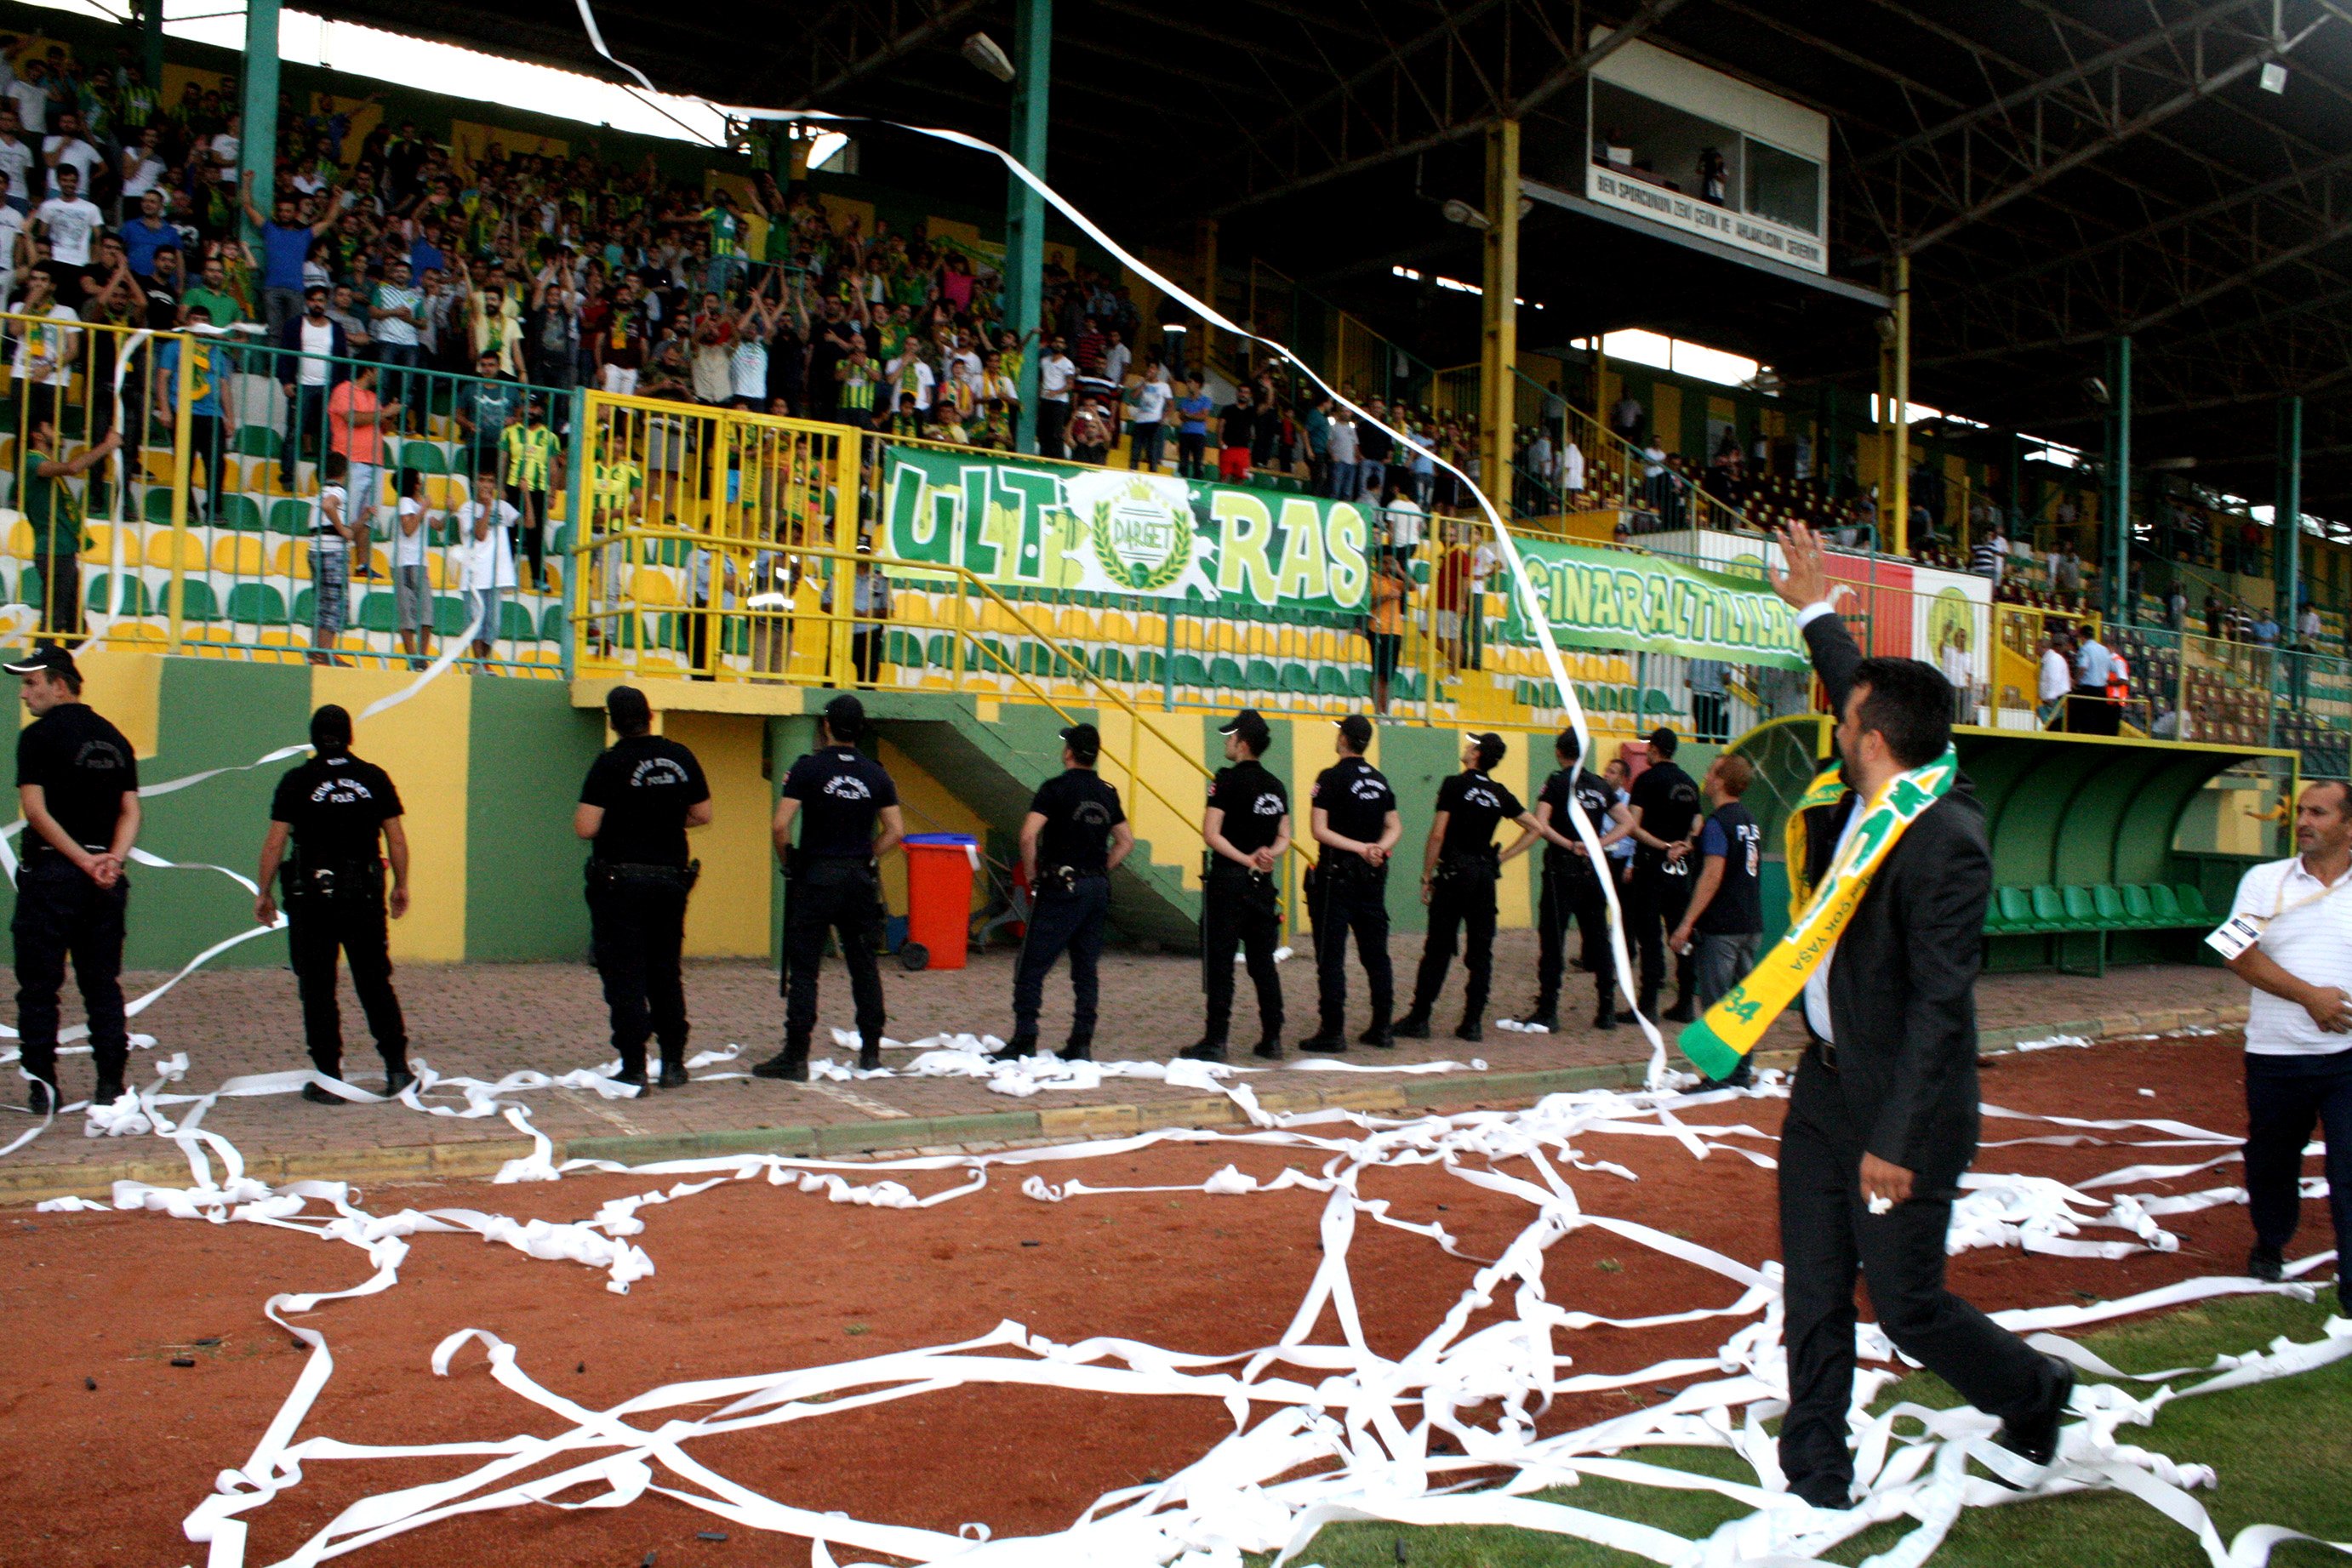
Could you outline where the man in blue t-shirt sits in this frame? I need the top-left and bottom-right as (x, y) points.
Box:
(156, 309), (231, 521)
(119, 188), (175, 279)
(1669, 754), (1765, 1086)
(239, 170), (341, 336)
(1173, 378), (1213, 480)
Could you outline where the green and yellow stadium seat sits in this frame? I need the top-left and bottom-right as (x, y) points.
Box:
(396, 442), (448, 476)
(85, 574), (151, 616)
(142, 488), (176, 526)
(292, 586), (316, 624)
(357, 593), (400, 633)
(170, 580), (220, 622)
(233, 425), (282, 458)
(267, 499), (311, 536)
(215, 495), (266, 533)
(1246, 659), (1281, 693)
(539, 602), (568, 642)
(433, 596), (475, 638)
(500, 601), (539, 642)
(1172, 653), (1210, 689)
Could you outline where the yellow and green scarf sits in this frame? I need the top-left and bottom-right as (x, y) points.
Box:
(1678, 747), (1958, 1081)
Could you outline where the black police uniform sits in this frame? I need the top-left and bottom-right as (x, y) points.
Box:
(1306, 755), (1396, 1046)
(1528, 765), (1618, 1029)
(1627, 756), (1703, 1017)
(1009, 767), (1125, 1058)
(11, 701), (135, 1103)
(1199, 759), (1287, 1056)
(579, 732), (710, 1079)
(269, 750), (408, 1079)
(779, 743), (897, 1064)
(1400, 768), (1523, 1035)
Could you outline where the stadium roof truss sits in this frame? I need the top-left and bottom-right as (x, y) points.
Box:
(320, 0), (2352, 505)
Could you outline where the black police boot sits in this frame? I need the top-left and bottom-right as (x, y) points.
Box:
(989, 1035), (1037, 1063)
(752, 1040), (810, 1081)
(1591, 1002), (1618, 1031)
(300, 1081), (344, 1105)
(1390, 1012), (1432, 1041)
(1298, 1028), (1348, 1054)
(858, 1039), (882, 1073)
(1619, 988), (1658, 1024)
(1453, 1015), (1483, 1043)
(1662, 992), (1698, 1024)
(1510, 1003), (1559, 1032)
(93, 1075), (126, 1105)
(1057, 1038), (1093, 1062)
(1252, 1035), (1283, 1061)
(612, 1063), (649, 1091)
(25, 1078), (55, 1116)
(1179, 1038), (1229, 1063)
(656, 1055), (690, 1090)
(2247, 1245), (2286, 1282)
(385, 1068), (419, 1097)
(1358, 1019), (1395, 1048)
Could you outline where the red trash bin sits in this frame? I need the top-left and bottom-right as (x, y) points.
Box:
(900, 834), (979, 970)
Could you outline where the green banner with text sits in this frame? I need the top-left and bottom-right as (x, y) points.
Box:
(878, 443), (1373, 614)
(1498, 537), (1809, 669)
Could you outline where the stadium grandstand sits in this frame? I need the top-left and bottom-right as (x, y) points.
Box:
(0, 0), (2326, 955)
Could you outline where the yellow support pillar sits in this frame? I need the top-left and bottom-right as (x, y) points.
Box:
(1891, 253), (1911, 556)
(1481, 119), (1521, 511)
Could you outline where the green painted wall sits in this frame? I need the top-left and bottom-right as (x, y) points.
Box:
(463, 678), (606, 962)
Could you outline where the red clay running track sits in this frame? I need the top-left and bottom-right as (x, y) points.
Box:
(0, 1033), (2327, 1567)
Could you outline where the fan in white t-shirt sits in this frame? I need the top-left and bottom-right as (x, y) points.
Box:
(455, 488), (521, 659)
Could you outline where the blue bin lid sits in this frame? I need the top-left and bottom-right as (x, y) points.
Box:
(904, 833), (979, 847)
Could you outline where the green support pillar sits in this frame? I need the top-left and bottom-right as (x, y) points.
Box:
(139, 0), (165, 100)
(2277, 395), (2303, 624)
(2104, 335), (2132, 623)
(1004, 0), (1051, 454)
(239, 0), (279, 248)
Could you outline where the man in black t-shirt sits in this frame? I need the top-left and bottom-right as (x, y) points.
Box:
(1509, 728), (1632, 1034)
(1300, 714), (1401, 1052)
(758, 693), (904, 1080)
(574, 686), (711, 1090)
(1624, 726), (1704, 1023)
(255, 705), (412, 1101)
(1670, 754), (1767, 1087)
(1000, 722), (1133, 1062)
(1185, 708), (1291, 1062)
(1396, 733), (1540, 1043)
(7, 647), (138, 1113)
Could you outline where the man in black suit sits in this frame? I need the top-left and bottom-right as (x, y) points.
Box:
(1765, 522), (2072, 1508)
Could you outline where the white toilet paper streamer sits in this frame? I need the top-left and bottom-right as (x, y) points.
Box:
(31, 1041), (2340, 1568)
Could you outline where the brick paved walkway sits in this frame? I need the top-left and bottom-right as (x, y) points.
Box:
(0, 932), (2249, 1200)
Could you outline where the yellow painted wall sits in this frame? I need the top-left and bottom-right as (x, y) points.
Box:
(1490, 734), (1534, 930)
(1653, 383), (1683, 450)
(1096, 706), (1212, 892)
(68, 646), (162, 756)
(665, 712), (775, 958)
(313, 664), (472, 962)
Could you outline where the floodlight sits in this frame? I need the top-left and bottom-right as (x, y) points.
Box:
(1441, 198), (1492, 231)
(962, 32), (1017, 83)
(2260, 61), (2289, 94)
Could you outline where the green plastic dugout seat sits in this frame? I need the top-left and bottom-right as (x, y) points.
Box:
(2120, 884), (2155, 927)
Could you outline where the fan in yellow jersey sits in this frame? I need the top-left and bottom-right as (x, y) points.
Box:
(498, 396), (564, 590)
(585, 438), (644, 655)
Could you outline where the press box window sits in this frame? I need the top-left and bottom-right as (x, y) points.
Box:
(1743, 140), (1822, 236)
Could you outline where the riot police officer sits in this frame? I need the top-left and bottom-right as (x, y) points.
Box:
(254, 704), (414, 1103)
(1624, 725), (1704, 1022)
(1299, 714), (1400, 1053)
(1507, 727), (1630, 1034)
(8, 647), (137, 1113)
(574, 685), (711, 1090)
(997, 722), (1133, 1062)
(757, 693), (903, 1080)
(1394, 732), (1541, 1043)
(1185, 708), (1291, 1062)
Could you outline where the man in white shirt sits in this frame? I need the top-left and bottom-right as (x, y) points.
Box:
(2221, 779), (2352, 1310)
(1101, 329), (1131, 391)
(1036, 335), (1076, 458)
(2037, 628), (2073, 728)
(30, 163), (99, 294)
(458, 468), (521, 662)
(0, 104), (34, 214)
(40, 108), (98, 200)
(1380, 489), (1425, 557)
(1126, 368), (1171, 471)
(885, 346), (934, 413)
(2069, 621), (2117, 734)
(1561, 437), (1585, 495)
(4, 59), (45, 135)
